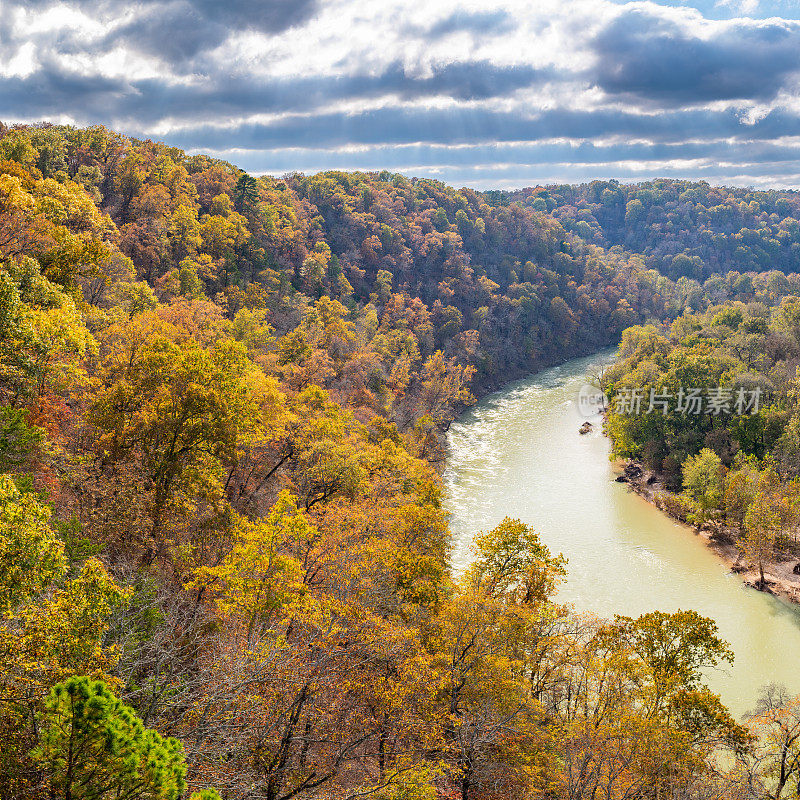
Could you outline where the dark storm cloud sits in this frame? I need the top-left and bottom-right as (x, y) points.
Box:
(106, 0), (322, 62)
(592, 8), (800, 105)
(101, 4), (230, 64)
(0, 67), (127, 120)
(162, 106), (800, 151)
(0, 61), (550, 124)
(6, 0), (321, 64)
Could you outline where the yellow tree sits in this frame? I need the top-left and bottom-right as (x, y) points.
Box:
(0, 474), (65, 610)
(191, 491), (311, 642)
(87, 314), (268, 563)
(743, 490), (783, 589)
(0, 475), (129, 799)
(430, 518), (566, 799)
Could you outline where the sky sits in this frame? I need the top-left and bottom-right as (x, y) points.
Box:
(1, 0), (800, 189)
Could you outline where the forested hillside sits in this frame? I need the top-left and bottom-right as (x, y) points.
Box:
(4, 122), (800, 799)
(512, 179), (800, 280)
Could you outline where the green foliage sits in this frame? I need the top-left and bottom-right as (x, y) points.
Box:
(606, 298), (800, 581)
(540, 178), (800, 279)
(0, 473), (65, 610)
(0, 405), (43, 469)
(233, 173), (258, 212)
(682, 448), (724, 523)
(33, 676), (187, 800)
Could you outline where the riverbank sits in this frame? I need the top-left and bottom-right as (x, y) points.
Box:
(617, 461), (800, 607)
(446, 350), (800, 713)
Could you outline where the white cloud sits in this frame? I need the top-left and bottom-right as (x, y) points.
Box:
(2, 0), (800, 187)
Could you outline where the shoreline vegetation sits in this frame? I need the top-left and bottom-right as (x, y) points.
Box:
(600, 297), (800, 617)
(615, 458), (800, 606)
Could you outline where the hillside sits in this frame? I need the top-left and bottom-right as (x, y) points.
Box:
(1, 122), (799, 800)
(512, 179), (800, 280)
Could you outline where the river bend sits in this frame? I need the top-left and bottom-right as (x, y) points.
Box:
(444, 351), (800, 717)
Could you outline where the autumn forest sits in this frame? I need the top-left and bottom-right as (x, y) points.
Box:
(5, 122), (800, 800)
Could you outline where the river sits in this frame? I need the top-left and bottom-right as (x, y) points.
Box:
(444, 350), (800, 718)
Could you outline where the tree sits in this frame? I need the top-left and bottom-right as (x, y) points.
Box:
(431, 519), (567, 800)
(0, 130), (38, 167)
(682, 448), (725, 524)
(747, 684), (800, 800)
(168, 204), (202, 262)
(87, 315), (268, 562)
(0, 473), (66, 611)
(0, 521), (128, 800)
(0, 255), (91, 406)
(611, 609), (735, 715)
(233, 174), (258, 213)
(191, 491), (311, 642)
(724, 458), (760, 532)
(548, 611), (750, 800)
(743, 490), (781, 589)
(467, 516), (566, 606)
(33, 676), (188, 800)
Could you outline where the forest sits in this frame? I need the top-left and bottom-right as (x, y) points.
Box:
(4, 121), (800, 800)
(512, 180), (800, 281)
(604, 299), (800, 593)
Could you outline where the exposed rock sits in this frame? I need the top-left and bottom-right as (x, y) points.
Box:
(615, 475), (628, 483)
(579, 421), (593, 435)
(794, 562), (800, 575)
(623, 461), (643, 480)
(745, 579), (775, 594)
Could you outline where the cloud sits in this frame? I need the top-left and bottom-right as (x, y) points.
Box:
(4, 0), (800, 188)
(715, 0), (761, 15)
(120, 0), (320, 62)
(188, 137), (800, 174)
(592, 8), (800, 105)
(14, 0), (320, 31)
(162, 105), (800, 151)
(7, 0), (321, 64)
(102, 4), (231, 64)
(423, 9), (516, 38)
(196, 140), (800, 191)
(0, 60), (552, 125)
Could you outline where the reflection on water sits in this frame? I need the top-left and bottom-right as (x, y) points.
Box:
(444, 350), (800, 717)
